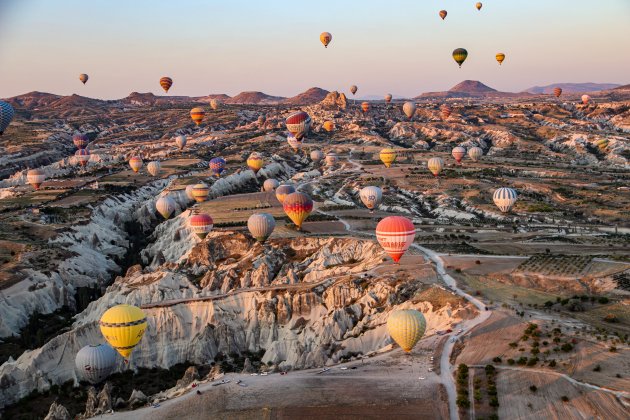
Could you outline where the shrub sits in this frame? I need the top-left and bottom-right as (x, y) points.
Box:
(549, 359), (556, 367)
(593, 365), (601, 372)
(610, 346), (617, 352)
(492, 357), (502, 363)
(561, 343), (573, 352)
(529, 385), (538, 393)
(507, 359), (515, 365)
(475, 260), (481, 265)
(489, 396), (500, 407)
(560, 396), (569, 402)
(598, 296), (610, 304)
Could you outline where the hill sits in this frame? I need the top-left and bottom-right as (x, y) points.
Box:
(3, 91), (63, 110)
(524, 83), (621, 94)
(449, 80), (497, 94)
(417, 80), (526, 99)
(225, 91), (285, 105)
(283, 87), (329, 105)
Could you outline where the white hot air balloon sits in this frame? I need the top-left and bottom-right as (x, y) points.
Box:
(468, 146), (483, 162)
(310, 150), (324, 163)
(175, 135), (187, 150)
(156, 195), (177, 219)
(359, 186), (383, 213)
(325, 152), (338, 167)
(247, 213), (276, 243)
(402, 102), (417, 119)
(493, 187), (518, 213)
(263, 179), (280, 192)
(147, 161), (161, 177)
(451, 147), (466, 164)
(75, 344), (118, 384)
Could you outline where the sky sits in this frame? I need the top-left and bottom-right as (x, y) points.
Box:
(0, 0), (629, 99)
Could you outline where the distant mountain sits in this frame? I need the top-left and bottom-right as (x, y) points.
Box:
(3, 91), (63, 109)
(47, 94), (110, 109)
(524, 83), (621, 94)
(449, 80), (497, 94)
(199, 93), (231, 101)
(417, 80), (526, 99)
(225, 91), (285, 105)
(612, 84), (630, 91)
(283, 87), (329, 105)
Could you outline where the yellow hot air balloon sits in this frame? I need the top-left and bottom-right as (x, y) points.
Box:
(476, 2), (483, 11)
(380, 148), (397, 168)
(452, 48), (468, 68)
(387, 309), (426, 352)
(190, 107), (205, 126)
(320, 32), (332, 48)
(323, 121), (334, 132)
(428, 157), (444, 177)
(496, 53), (505, 65)
(129, 156), (143, 173)
(247, 152), (264, 174)
(99, 304), (147, 359)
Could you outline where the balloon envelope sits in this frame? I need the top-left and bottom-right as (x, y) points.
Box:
(380, 148), (397, 168)
(75, 344), (118, 384)
(439, 10), (447, 20)
(325, 152), (338, 167)
(159, 77), (173, 93)
(553, 87), (563, 98)
(496, 53), (505, 65)
(402, 102), (416, 119)
(320, 32), (332, 48)
(452, 48), (468, 67)
(275, 184), (296, 204)
(323, 121), (334, 132)
(263, 179), (280, 192)
(359, 186), (383, 211)
(248, 213), (276, 243)
(99, 304), (147, 359)
(27, 169), (46, 190)
(493, 187), (518, 213)
(361, 102), (370, 113)
(428, 157), (444, 176)
(247, 152), (264, 174)
(147, 161), (161, 176)
(285, 111), (312, 140)
(452, 147), (466, 163)
(310, 150), (324, 163)
(189, 213), (213, 239)
(350, 85), (358, 95)
(129, 156), (143, 173)
(75, 149), (90, 166)
(79, 74), (89, 84)
(73, 133), (89, 149)
(175, 135), (187, 150)
(192, 183), (210, 203)
(387, 310), (426, 352)
(190, 107), (205, 125)
(385, 94), (393, 103)
(0, 101), (15, 135)
(468, 146), (483, 162)
(282, 192), (313, 230)
(209, 157), (226, 177)
(440, 104), (453, 120)
(156, 195), (176, 219)
(376, 216), (416, 263)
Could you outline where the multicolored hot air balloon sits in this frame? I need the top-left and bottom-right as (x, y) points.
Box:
(468, 146), (483, 162)
(185, 185), (195, 201)
(209, 157), (226, 177)
(428, 157), (444, 177)
(553, 87), (563, 98)
(380, 148), (397, 168)
(452, 48), (468, 67)
(210, 99), (220, 110)
(175, 135), (187, 150)
(156, 195), (176, 219)
(275, 184), (296, 204)
(387, 309), (426, 352)
(310, 150), (324, 163)
(73, 134), (89, 149)
(79, 74), (89, 84)
(147, 161), (161, 177)
(385, 93), (393, 103)
(361, 102), (370, 114)
(441, 104), (453, 120)
(325, 151), (339, 167)
(257, 115), (266, 126)
(476, 2), (483, 11)
(287, 134), (302, 151)
(595, 138), (609, 151)
(75, 149), (90, 167)
(320, 32), (332, 48)
(283, 192), (313, 230)
(192, 183), (210, 203)
(190, 107), (205, 126)
(129, 156), (143, 173)
(0, 101), (15, 135)
(189, 213), (213, 239)
(323, 121), (334, 132)
(350, 85), (358, 95)
(27, 169), (46, 190)
(263, 178), (279, 192)
(75, 344), (118, 384)
(439, 10), (447, 20)
(247, 152), (264, 174)
(582, 94), (591, 105)
(99, 304), (147, 359)
(452, 146), (466, 164)
(159, 77), (173, 93)
(285, 111), (312, 140)
(248, 213), (276, 243)
(375, 216), (416, 263)
(493, 187), (518, 213)
(496, 53), (505, 65)
(403, 101), (416, 119)
(359, 186), (383, 212)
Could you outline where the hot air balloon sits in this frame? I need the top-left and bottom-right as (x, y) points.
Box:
(72, 134), (89, 149)
(476, 2), (483, 10)
(323, 121), (334, 132)
(129, 156), (143, 173)
(325, 151), (339, 167)
(439, 10), (447, 20)
(275, 184), (296, 204)
(247, 152), (264, 174)
(79, 74), (89, 84)
(493, 187), (518, 213)
(595, 138), (609, 151)
(350, 85), (358, 95)
(147, 161), (161, 177)
(440, 104), (453, 120)
(375, 216), (416, 263)
(185, 185), (195, 201)
(428, 157), (444, 177)
(361, 102), (370, 114)
(156, 195), (176, 219)
(283, 192), (313, 230)
(210, 99), (220, 110)
(189, 213), (213, 239)
(175, 135), (187, 150)
(582, 95), (591, 105)
(257, 115), (266, 126)
(402, 102), (416, 119)
(192, 183), (210, 203)
(99, 304), (147, 359)
(75, 344), (118, 384)
(310, 150), (324, 163)
(380, 148), (397, 168)
(285, 111), (312, 140)
(320, 32), (332, 48)
(190, 107), (205, 126)
(496, 53), (505, 65)
(553, 87), (562, 98)
(75, 149), (90, 167)
(248, 213), (276, 243)
(387, 310), (426, 352)
(452, 48), (468, 67)
(452, 146), (466, 164)
(27, 169), (46, 190)
(359, 186), (383, 213)
(468, 146), (483, 162)
(209, 157), (226, 177)
(0, 101), (15, 135)
(287, 135), (302, 151)
(159, 77), (173, 93)
(263, 178), (279, 192)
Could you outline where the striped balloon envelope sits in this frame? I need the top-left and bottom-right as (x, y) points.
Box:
(285, 111), (312, 140)
(192, 183), (210, 203)
(27, 169), (46, 190)
(451, 146), (466, 164)
(248, 213), (276, 243)
(553, 87), (562, 98)
(159, 77), (173, 93)
(439, 10), (447, 20)
(387, 309), (427, 352)
(247, 152), (264, 174)
(282, 192), (313, 230)
(99, 304), (147, 359)
(73, 133), (89, 149)
(468, 146), (483, 162)
(189, 213), (213, 239)
(493, 187), (518, 213)
(147, 161), (161, 177)
(0, 101), (15, 135)
(129, 156), (143, 173)
(361, 102), (370, 113)
(75, 344), (118, 384)
(190, 107), (205, 126)
(325, 152), (338, 167)
(275, 184), (296, 205)
(209, 157), (226, 177)
(440, 104), (453, 120)
(156, 195), (177, 219)
(375, 216), (416, 263)
(359, 186), (382, 212)
(263, 178), (279, 192)
(452, 48), (468, 67)
(75, 149), (90, 167)
(427, 157), (444, 177)
(380, 148), (397, 168)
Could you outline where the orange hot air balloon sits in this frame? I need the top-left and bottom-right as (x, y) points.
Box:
(323, 121), (334, 132)
(189, 213), (213, 239)
(159, 77), (173, 93)
(192, 183), (210, 203)
(320, 32), (332, 48)
(190, 107), (205, 126)
(79, 74), (89, 84)
(282, 192), (313, 230)
(247, 152), (264, 174)
(361, 102), (370, 113)
(375, 216), (416, 263)
(439, 10), (447, 20)
(440, 104), (453, 120)
(129, 156), (143, 173)
(476, 2), (482, 10)
(553, 87), (562, 98)
(496, 53), (505, 65)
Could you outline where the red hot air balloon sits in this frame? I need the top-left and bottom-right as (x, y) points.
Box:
(375, 216), (416, 263)
(282, 192), (313, 230)
(285, 111), (312, 140)
(189, 213), (213, 239)
(160, 77), (173, 93)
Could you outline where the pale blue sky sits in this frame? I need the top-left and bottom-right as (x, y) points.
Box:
(1, 0), (628, 99)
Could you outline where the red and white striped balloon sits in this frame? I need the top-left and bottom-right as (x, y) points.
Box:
(375, 216), (416, 263)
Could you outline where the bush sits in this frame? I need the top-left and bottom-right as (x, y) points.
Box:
(529, 385), (538, 393)
(507, 359), (515, 365)
(489, 396), (500, 407)
(561, 343), (574, 352)
(597, 296), (610, 304)
(475, 260), (481, 265)
(593, 365), (601, 372)
(610, 346), (617, 352)
(549, 359), (556, 367)
(561, 396), (569, 402)
(492, 357), (502, 363)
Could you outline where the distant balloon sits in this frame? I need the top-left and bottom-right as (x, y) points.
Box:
(385, 94), (393, 103)
(493, 187), (518, 213)
(361, 102), (370, 114)
(387, 310), (426, 352)
(452, 48), (468, 67)
(159, 77), (173, 93)
(553, 87), (563, 98)
(129, 156), (143, 173)
(282, 192), (313, 230)
(175, 135), (187, 150)
(428, 157), (444, 177)
(147, 161), (161, 177)
(376, 216), (416, 263)
(27, 169), (46, 190)
(189, 212), (213, 239)
(185, 185), (195, 201)
(0, 101), (15, 135)
(350, 85), (358, 95)
(323, 121), (334, 132)
(468, 146), (483, 162)
(99, 304), (147, 359)
(452, 146), (466, 164)
(325, 151), (339, 167)
(192, 183), (210, 203)
(75, 344), (118, 384)
(310, 150), (324, 163)
(439, 10), (447, 20)
(496, 53), (505, 65)
(257, 115), (266, 126)
(285, 111), (312, 140)
(190, 107), (205, 126)
(275, 184), (296, 205)
(75, 149), (90, 167)
(248, 213), (276, 243)
(263, 178), (279, 192)
(581, 94), (591, 105)
(247, 152), (264, 174)
(440, 104), (453, 120)
(380, 148), (397, 168)
(476, 2), (483, 10)
(359, 186), (383, 212)
(595, 138), (609, 151)
(79, 74), (89, 84)
(156, 195), (176, 219)
(287, 134), (302, 151)
(209, 157), (226, 177)
(320, 32), (332, 48)
(210, 99), (220, 110)
(72, 134), (89, 149)
(402, 102), (416, 119)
